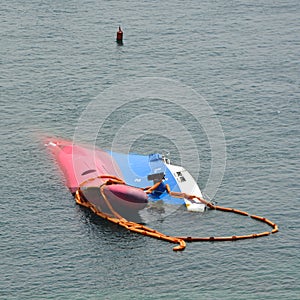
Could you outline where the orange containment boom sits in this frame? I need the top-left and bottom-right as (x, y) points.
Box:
(74, 177), (278, 251)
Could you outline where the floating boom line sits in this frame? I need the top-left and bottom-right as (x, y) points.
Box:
(74, 175), (278, 251)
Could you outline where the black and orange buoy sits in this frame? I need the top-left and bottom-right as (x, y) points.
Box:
(116, 26), (123, 45)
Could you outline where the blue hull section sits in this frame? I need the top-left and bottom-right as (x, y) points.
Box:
(107, 151), (183, 205)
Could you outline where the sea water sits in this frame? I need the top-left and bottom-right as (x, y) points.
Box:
(1, 0), (299, 299)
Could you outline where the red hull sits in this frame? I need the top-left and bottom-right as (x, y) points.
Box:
(47, 139), (148, 216)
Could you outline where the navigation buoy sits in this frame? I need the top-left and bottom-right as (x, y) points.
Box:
(116, 26), (123, 45)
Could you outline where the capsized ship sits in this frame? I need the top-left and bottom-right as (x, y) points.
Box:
(46, 138), (205, 221)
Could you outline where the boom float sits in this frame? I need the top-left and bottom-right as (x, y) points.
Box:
(46, 138), (278, 251)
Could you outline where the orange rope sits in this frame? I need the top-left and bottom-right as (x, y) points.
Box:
(75, 189), (186, 251)
(74, 176), (278, 251)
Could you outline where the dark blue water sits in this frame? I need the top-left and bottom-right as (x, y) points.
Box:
(1, 0), (299, 299)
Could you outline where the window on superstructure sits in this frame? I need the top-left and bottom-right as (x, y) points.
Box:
(176, 171), (186, 182)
